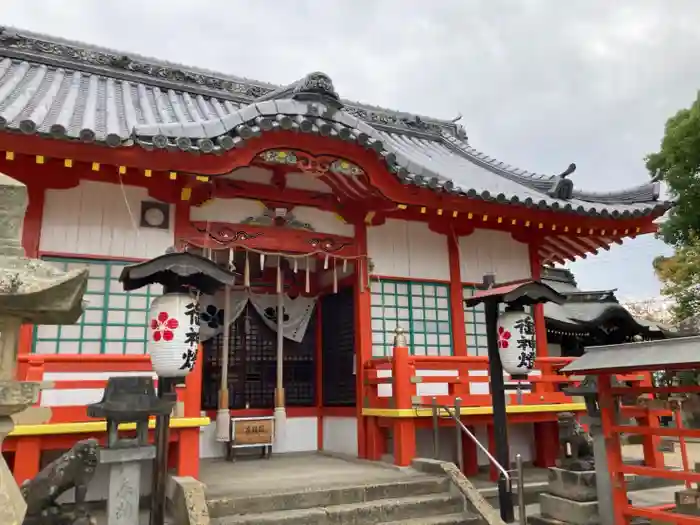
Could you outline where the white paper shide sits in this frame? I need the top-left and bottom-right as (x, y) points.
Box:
(148, 293), (200, 377)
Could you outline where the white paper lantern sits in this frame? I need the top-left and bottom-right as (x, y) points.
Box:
(496, 310), (536, 376)
(148, 293), (200, 378)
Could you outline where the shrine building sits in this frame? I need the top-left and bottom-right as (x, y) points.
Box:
(0, 28), (671, 489)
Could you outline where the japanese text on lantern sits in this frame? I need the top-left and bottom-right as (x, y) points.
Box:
(182, 302), (200, 372)
(514, 315), (535, 369)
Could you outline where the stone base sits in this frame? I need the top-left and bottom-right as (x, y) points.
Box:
(540, 493), (600, 525)
(166, 476), (209, 525)
(528, 516), (570, 525)
(547, 468), (597, 502)
(676, 488), (700, 517)
(0, 416), (28, 524)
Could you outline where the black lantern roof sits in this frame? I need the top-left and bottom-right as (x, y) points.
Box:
(119, 251), (236, 295)
(464, 279), (566, 308)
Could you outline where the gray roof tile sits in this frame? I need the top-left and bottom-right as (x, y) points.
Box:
(0, 32), (672, 219)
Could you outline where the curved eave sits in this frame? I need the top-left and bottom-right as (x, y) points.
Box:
(126, 102), (667, 220)
(0, 55), (670, 220)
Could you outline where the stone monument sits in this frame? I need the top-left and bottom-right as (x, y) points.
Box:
(87, 376), (174, 525)
(0, 172), (89, 524)
(528, 412), (601, 525)
(21, 439), (99, 524)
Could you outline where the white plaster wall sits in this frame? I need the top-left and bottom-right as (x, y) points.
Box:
(472, 424), (534, 466)
(292, 206), (354, 236)
(367, 219), (449, 280)
(39, 370), (157, 407)
(374, 368), (539, 402)
(322, 417), (358, 457)
(286, 172), (333, 193)
(199, 416), (319, 459)
(190, 197), (265, 223)
(40, 181), (174, 259)
(458, 229), (531, 283)
(409, 423), (535, 468)
(282, 417), (318, 453)
(376, 368), (459, 398)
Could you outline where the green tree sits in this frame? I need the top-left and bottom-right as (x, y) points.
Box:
(653, 235), (700, 321)
(648, 94), (700, 394)
(646, 92), (700, 246)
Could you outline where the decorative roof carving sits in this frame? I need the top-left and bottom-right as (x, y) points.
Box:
(0, 27), (673, 219)
(291, 72), (339, 104)
(0, 27), (460, 137)
(240, 208), (314, 231)
(547, 164), (577, 200)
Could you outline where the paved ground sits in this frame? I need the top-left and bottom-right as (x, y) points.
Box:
(624, 441), (700, 469)
(200, 452), (435, 498)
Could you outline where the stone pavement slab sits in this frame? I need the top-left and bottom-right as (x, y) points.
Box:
(200, 453), (426, 498)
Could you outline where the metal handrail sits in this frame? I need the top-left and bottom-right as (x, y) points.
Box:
(418, 399), (512, 491)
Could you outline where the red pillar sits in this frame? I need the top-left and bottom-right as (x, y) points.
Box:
(392, 344), (416, 466)
(636, 372), (664, 469)
(462, 424), (479, 476)
(176, 427), (200, 479)
(528, 241), (548, 360)
(447, 230), (467, 356)
(533, 421), (559, 468)
(365, 417), (385, 461)
(353, 221), (372, 459)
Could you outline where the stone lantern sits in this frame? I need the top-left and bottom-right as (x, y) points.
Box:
(0, 172), (89, 524)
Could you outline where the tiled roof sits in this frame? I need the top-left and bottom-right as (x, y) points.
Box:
(0, 27), (671, 219)
(541, 268), (669, 336)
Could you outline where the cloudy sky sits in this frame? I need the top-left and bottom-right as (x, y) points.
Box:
(5, 0), (700, 301)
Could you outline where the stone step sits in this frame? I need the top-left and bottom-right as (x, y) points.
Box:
(480, 472), (684, 509)
(380, 512), (481, 524)
(211, 493), (465, 525)
(207, 477), (449, 517)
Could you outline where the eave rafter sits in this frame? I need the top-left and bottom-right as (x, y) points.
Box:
(0, 131), (664, 267)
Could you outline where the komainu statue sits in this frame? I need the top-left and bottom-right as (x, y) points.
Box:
(556, 412), (595, 471)
(21, 438), (99, 525)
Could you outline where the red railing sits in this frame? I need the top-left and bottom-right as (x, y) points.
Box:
(363, 352), (648, 412)
(7, 352), (205, 483)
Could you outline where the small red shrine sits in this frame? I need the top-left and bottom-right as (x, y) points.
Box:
(0, 27), (671, 490)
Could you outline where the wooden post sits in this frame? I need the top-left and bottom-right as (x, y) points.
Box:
(447, 230), (467, 356)
(354, 221), (372, 458)
(392, 328), (416, 466)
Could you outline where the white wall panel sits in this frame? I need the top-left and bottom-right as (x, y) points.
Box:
(458, 229), (531, 283)
(40, 181), (174, 259)
(190, 197), (265, 224)
(292, 206), (354, 236)
(367, 219), (449, 280)
(322, 417), (358, 457)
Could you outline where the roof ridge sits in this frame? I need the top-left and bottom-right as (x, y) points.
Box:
(0, 26), (464, 136)
(440, 132), (662, 203)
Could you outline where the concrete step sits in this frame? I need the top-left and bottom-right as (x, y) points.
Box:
(480, 471), (684, 509)
(211, 493), (465, 525)
(207, 476), (449, 517)
(380, 512), (481, 524)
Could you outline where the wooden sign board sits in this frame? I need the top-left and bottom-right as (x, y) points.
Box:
(233, 418), (274, 446)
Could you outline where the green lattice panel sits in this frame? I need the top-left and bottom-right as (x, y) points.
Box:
(33, 257), (162, 355)
(462, 286), (535, 357)
(370, 280), (452, 357)
(463, 286), (488, 356)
